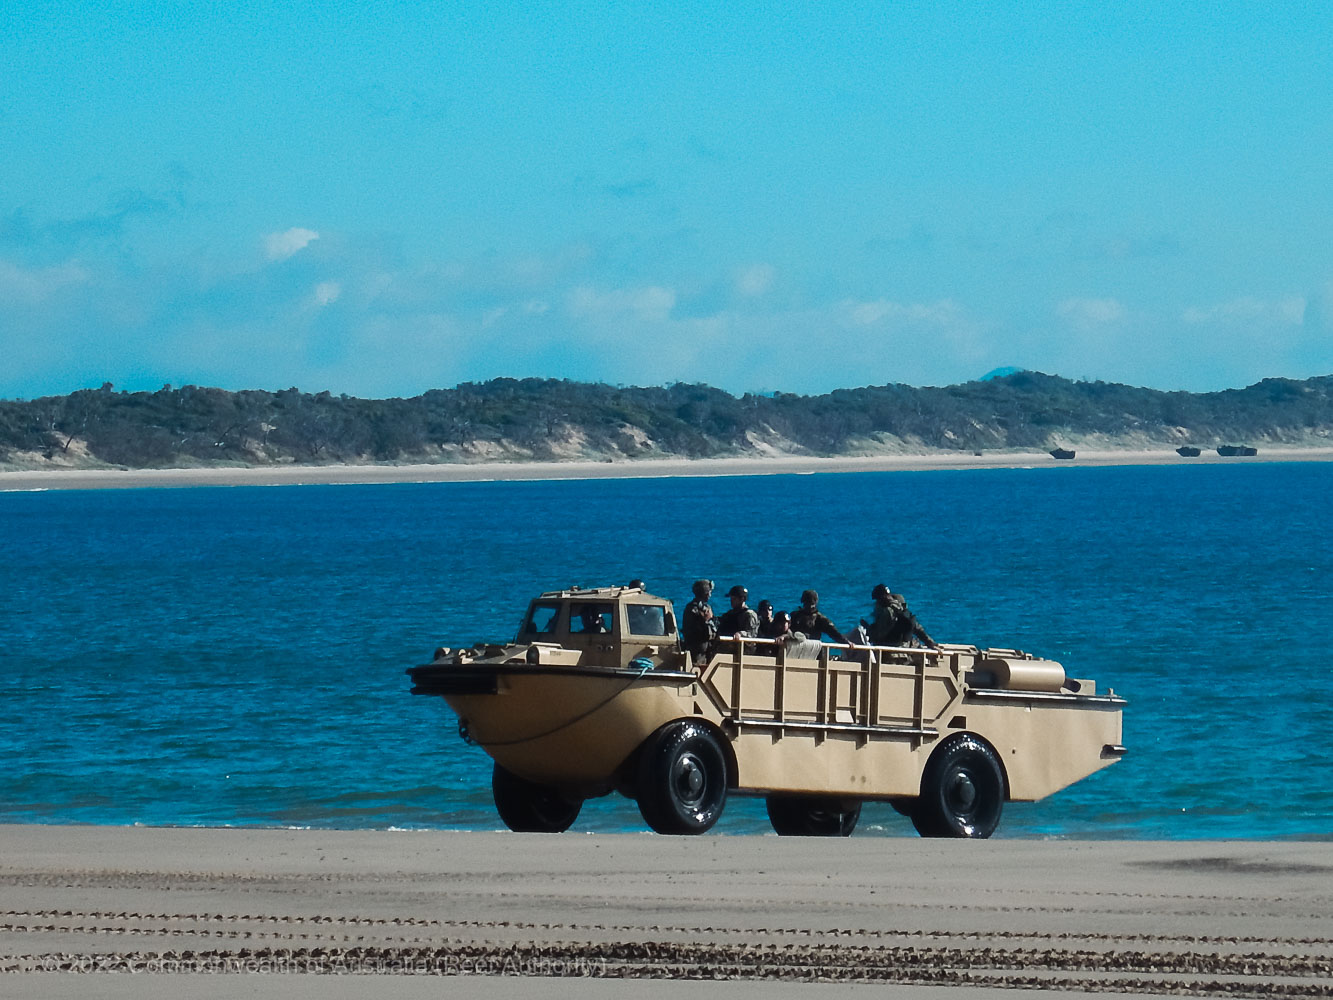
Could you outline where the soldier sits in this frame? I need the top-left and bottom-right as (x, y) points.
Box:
(716, 584), (760, 638)
(865, 583), (939, 649)
(681, 579), (716, 660)
(771, 611), (824, 658)
(790, 589), (847, 644)
(576, 604), (608, 634)
(756, 599), (779, 638)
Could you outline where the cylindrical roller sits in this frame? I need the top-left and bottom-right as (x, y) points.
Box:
(988, 657), (1066, 692)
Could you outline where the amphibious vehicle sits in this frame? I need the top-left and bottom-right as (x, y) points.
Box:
(408, 585), (1125, 837)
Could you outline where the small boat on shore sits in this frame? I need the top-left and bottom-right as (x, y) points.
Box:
(1049, 448), (1076, 460)
(1217, 445), (1258, 457)
(1176, 446), (1201, 457)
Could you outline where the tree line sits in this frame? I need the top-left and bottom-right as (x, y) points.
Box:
(1, 371), (1331, 469)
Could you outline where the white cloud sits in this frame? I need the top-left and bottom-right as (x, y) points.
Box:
(1056, 297), (1126, 327)
(312, 281), (341, 307)
(264, 227), (320, 261)
(483, 299), (551, 327)
(735, 263), (775, 297)
(566, 285), (676, 322)
(0, 259), (89, 304)
(795, 298), (992, 388)
(1182, 295), (1305, 326)
(509, 244), (593, 284)
(839, 298), (966, 328)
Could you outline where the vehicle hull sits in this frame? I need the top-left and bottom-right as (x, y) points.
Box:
(414, 661), (699, 796)
(411, 645), (1124, 803)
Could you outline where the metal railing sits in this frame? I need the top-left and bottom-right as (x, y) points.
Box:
(704, 636), (967, 744)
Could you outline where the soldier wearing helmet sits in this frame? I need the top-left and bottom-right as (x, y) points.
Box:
(755, 599), (779, 639)
(771, 610), (824, 658)
(681, 579), (716, 661)
(790, 588), (847, 644)
(866, 583), (938, 649)
(716, 584), (760, 638)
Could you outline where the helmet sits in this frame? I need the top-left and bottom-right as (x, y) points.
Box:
(872, 583), (890, 601)
(757, 599), (773, 612)
(727, 584), (748, 599)
(800, 589), (818, 606)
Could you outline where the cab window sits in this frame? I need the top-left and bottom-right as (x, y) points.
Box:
(572, 602), (614, 635)
(523, 602), (562, 635)
(626, 604), (668, 636)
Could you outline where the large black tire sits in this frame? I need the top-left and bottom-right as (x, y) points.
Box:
(491, 763), (581, 833)
(765, 795), (861, 836)
(911, 734), (1005, 839)
(636, 721), (728, 835)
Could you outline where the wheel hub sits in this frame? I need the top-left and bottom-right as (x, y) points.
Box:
(672, 752), (706, 805)
(946, 771), (976, 813)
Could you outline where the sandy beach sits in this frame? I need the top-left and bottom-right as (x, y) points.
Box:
(3, 447), (1333, 491)
(1, 825), (1329, 996)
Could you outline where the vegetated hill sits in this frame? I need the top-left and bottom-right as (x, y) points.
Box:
(1, 372), (1331, 470)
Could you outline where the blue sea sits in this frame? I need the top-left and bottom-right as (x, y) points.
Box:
(1, 463), (1329, 839)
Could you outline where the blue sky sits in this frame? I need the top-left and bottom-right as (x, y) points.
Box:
(2, 3), (1331, 399)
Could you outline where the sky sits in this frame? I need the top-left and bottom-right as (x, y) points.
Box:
(2, 2), (1331, 400)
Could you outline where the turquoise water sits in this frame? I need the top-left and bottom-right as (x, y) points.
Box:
(1, 463), (1329, 838)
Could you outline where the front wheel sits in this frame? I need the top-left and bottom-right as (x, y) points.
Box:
(492, 763), (581, 833)
(766, 796), (861, 836)
(912, 734), (1005, 839)
(636, 721), (728, 835)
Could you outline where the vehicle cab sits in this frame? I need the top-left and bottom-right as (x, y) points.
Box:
(517, 586), (682, 668)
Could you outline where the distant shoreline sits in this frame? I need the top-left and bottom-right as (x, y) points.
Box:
(4, 446), (1333, 491)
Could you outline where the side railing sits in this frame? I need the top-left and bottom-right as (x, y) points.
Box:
(700, 637), (970, 746)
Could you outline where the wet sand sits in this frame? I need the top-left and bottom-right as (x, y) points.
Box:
(1, 825), (1330, 996)
(3, 447), (1333, 491)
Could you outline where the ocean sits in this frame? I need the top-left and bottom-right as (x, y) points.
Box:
(1, 462), (1329, 839)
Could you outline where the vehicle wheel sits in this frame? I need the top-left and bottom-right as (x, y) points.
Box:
(491, 763), (581, 833)
(766, 795), (861, 836)
(911, 734), (1005, 839)
(636, 721), (728, 835)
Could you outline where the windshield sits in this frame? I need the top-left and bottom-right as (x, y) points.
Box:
(522, 602), (562, 635)
(571, 602), (614, 635)
(626, 603), (668, 636)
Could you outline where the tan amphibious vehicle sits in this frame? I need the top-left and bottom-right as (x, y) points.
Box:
(408, 585), (1125, 837)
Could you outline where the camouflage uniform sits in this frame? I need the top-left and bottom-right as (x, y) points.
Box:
(717, 584), (760, 638)
(682, 596), (716, 659)
(717, 604), (760, 638)
(867, 591), (936, 648)
(790, 606), (846, 644)
(771, 612), (824, 658)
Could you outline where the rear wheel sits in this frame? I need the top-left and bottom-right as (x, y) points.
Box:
(765, 796), (861, 836)
(636, 721), (728, 835)
(491, 763), (581, 833)
(912, 734), (1005, 839)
